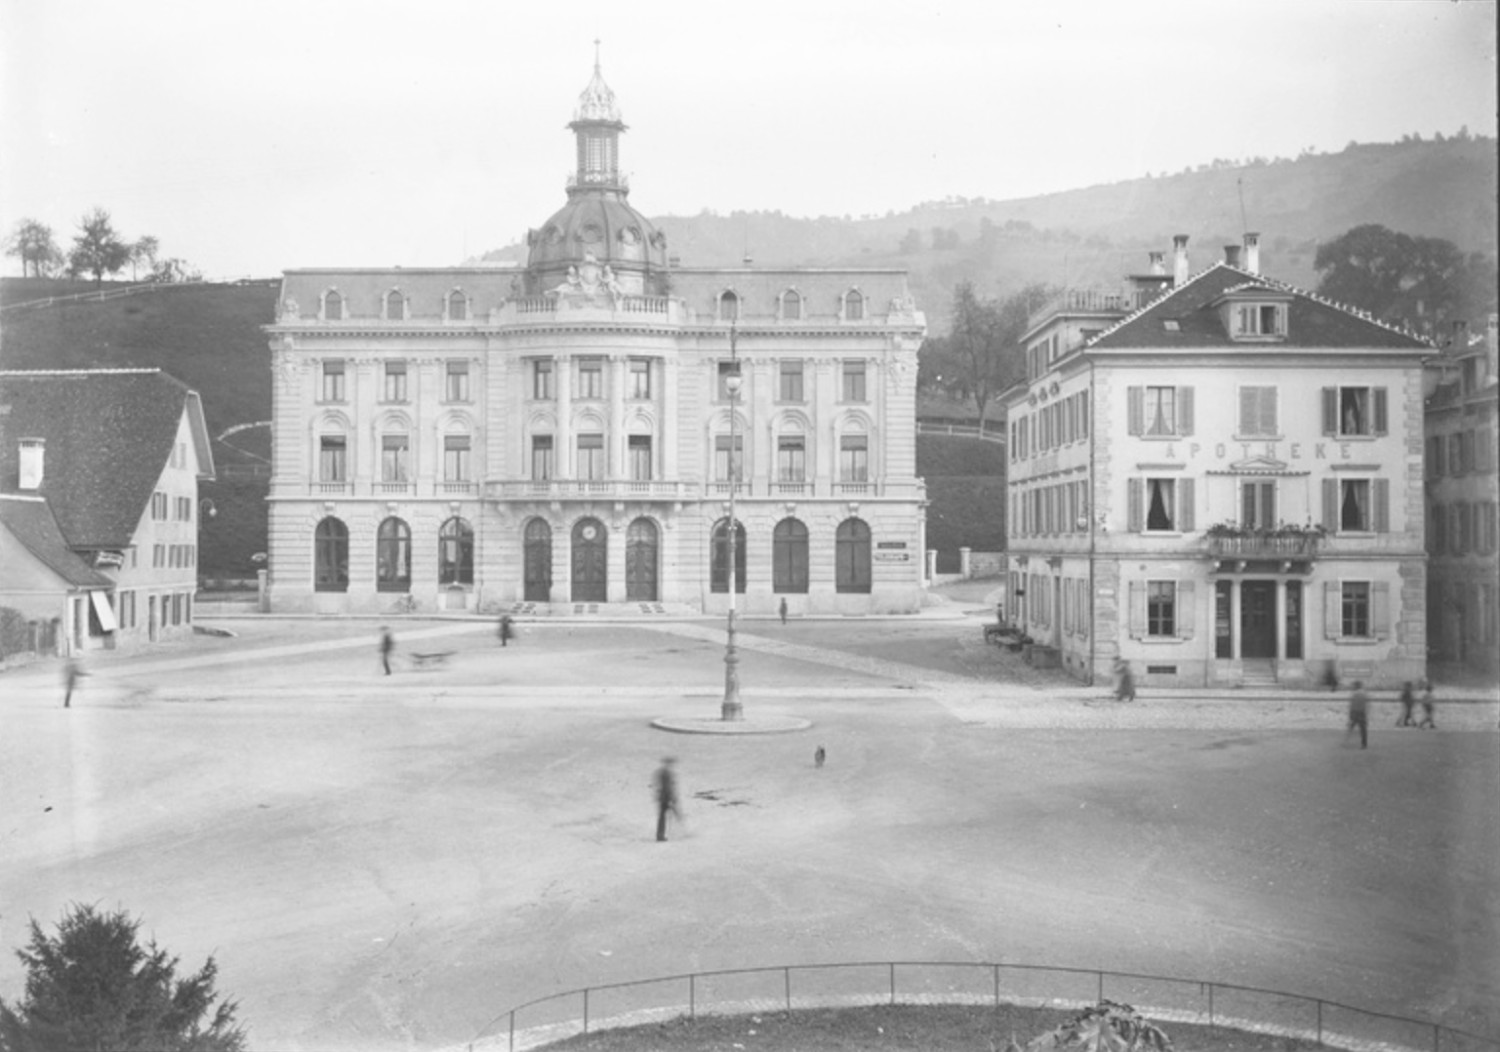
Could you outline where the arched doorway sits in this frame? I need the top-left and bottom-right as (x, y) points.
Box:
(625, 518), (659, 601)
(571, 518), (608, 602)
(523, 518), (552, 601)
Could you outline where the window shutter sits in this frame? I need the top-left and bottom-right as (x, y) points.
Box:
(1127, 387), (1144, 436)
(1178, 580), (1196, 640)
(1262, 387), (1278, 435)
(1178, 386), (1194, 436)
(1128, 478), (1144, 532)
(1372, 581), (1391, 641)
(1477, 428), (1495, 472)
(1322, 479), (1339, 532)
(1239, 388), (1257, 434)
(1324, 581), (1341, 639)
(1429, 437), (1443, 479)
(1432, 505), (1446, 555)
(1322, 388), (1337, 436)
(1128, 580), (1145, 639)
(1373, 388), (1388, 436)
(1179, 478), (1196, 531)
(1373, 478), (1390, 533)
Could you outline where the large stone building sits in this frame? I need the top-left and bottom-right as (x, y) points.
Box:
(1001, 236), (1431, 688)
(1423, 315), (1499, 675)
(264, 63), (927, 615)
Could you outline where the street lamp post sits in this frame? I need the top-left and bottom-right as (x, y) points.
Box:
(722, 323), (743, 721)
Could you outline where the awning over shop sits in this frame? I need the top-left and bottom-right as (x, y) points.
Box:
(89, 589), (118, 632)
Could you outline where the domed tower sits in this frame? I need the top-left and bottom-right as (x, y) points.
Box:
(526, 55), (669, 297)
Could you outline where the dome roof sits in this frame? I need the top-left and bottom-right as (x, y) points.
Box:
(529, 192), (666, 277)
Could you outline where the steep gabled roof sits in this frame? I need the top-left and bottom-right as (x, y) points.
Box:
(0, 369), (214, 550)
(0, 495), (114, 588)
(1087, 263), (1432, 351)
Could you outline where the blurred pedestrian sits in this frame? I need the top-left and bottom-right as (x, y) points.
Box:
(652, 756), (680, 842)
(1346, 680), (1370, 748)
(1113, 657), (1135, 702)
(498, 614), (515, 648)
(779, 597), (788, 625)
(62, 656), (86, 708)
(1418, 680), (1437, 729)
(814, 744), (826, 768)
(1322, 662), (1340, 692)
(379, 626), (394, 675)
(1396, 681), (1416, 727)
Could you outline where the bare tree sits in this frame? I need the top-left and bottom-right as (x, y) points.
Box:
(4, 219), (63, 277)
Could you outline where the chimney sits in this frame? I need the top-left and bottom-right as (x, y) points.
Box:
(18, 438), (44, 490)
(1223, 244), (1242, 267)
(1172, 234), (1190, 286)
(1148, 251), (1166, 276)
(1244, 232), (1261, 275)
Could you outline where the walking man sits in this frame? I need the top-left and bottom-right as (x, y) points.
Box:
(1113, 657), (1136, 702)
(653, 756), (680, 842)
(1418, 680), (1437, 729)
(379, 626), (394, 675)
(1396, 681), (1416, 727)
(1347, 680), (1370, 748)
(779, 597), (788, 625)
(62, 656), (85, 708)
(498, 614), (515, 648)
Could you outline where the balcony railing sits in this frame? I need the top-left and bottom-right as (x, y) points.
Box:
(1028, 288), (1152, 329)
(486, 479), (695, 501)
(1208, 531), (1322, 558)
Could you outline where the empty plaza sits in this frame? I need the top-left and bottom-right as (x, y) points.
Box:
(2, 611), (1497, 1051)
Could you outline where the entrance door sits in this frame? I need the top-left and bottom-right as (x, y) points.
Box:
(1241, 581), (1276, 658)
(625, 518), (658, 601)
(571, 518), (608, 602)
(523, 519), (552, 602)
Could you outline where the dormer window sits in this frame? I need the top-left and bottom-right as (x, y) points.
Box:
(781, 289), (802, 321)
(448, 289), (468, 321)
(1231, 302), (1286, 339)
(718, 290), (739, 322)
(844, 289), (864, 321)
(323, 289), (343, 321)
(386, 290), (405, 321)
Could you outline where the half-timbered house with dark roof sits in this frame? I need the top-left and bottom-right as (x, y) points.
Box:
(0, 368), (216, 650)
(1001, 236), (1432, 688)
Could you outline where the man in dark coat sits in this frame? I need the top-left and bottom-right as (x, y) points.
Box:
(498, 615), (515, 647)
(653, 757), (680, 842)
(379, 626), (394, 675)
(1347, 681), (1370, 748)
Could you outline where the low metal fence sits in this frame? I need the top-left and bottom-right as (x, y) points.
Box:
(468, 960), (1499, 1052)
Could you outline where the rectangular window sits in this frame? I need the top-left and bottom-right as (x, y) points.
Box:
(577, 433), (605, 480)
(1448, 434), (1463, 475)
(381, 434), (409, 482)
(1238, 386), (1278, 436)
(1341, 582), (1371, 638)
(383, 361), (407, 402)
(531, 435), (554, 480)
(1327, 386), (1387, 437)
(443, 435), (471, 481)
(319, 436), (347, 482)
(1241, 480), (1276, 529)
(777, 435), (806, 482)
(628, 435), (652, 480)
(1145, 386), (1176, 436)
(533, 360), (554, 400)
(1145, 478), (1176, 531)
(839, 434), (869, 482)
(779, 360), (804, 402)
(1340, 479), (1371, 531)
(1236, 303), (1286, 337)
(322, 360), (346, 402)
(151, 492), (167, 520)
(445, 360), (470, 402)
(1147, 581), (1176, 637)
(715, 434), (743, 481)
(629, 359), (651, 399)
(577, 359), (603, 399)
(842, 360), (867, 402)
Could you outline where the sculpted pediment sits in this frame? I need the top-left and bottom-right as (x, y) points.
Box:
(1227, 455), (1289, 473)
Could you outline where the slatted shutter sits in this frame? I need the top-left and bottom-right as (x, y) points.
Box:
(1322, 388), (1338, 436)
(1478, 428), (1495, 472)
(1372, 581), (1391, 641)
(1261, 387), (1278, 435)
(1239, 387), (1258, 435)
(1179, 478), (1196, 531)
(1324, 581), (1341, 639)
(1373, 388), (1388, 436)
(1128, 580), (1145, 639)
(1178, 581), (1196, 640)
(1373, 478), (1390, 533)
(1128, 478), (1144, 532)
(1322, 478), (1339, 531)
(1127, 387), (1144, 436)
(1178, 386), (1194, 436)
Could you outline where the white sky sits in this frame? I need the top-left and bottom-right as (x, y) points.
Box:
(1, 0), (1495, 279)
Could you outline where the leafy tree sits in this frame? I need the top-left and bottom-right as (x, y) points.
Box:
(919, 281), (1054, 429)
(898, 228), (923, 254)
(129, 236), (160, 280)
(1314, 224), (1498, 337)
(67, 208), (132, 286)
(4, 220), (63, 278)
(0, 903), (246, 1052)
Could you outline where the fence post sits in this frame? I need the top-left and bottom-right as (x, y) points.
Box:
(994, 965), (1000, 1009)
(1316, 1000), (1323, 1046)
(509, 1010), (515, 1052)
(1207, 984), (1214, 1029)
(583, 988), (589, 1034)
(690, 974), (696, 1020)
(889, 963), (896, 1005)
(785, 967), (792, 1014)
(1433, 1024), (1440, 1052)
(1097, 971), (1104, 1003)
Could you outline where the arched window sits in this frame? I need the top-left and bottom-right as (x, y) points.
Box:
(376, 517), (411, 592)
(711, 518), (746, 593)
(718, 290), (739, 322)
(844, 289), (864, 321)
(836, 517), (872, 594)
(626, 517), (659, 602)
(773, 518), (809, 594)
(781, 289), (802, 321)
(524, 518), (552, 601)
(438, 517), (473, 585)
(448, 290), (468, 321)
(324, 290), (343, 321)
(386, 289), (405, 320)
(314, 517), (348, 592)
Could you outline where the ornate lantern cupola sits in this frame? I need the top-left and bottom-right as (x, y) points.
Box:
(569, 44), (626, 192)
